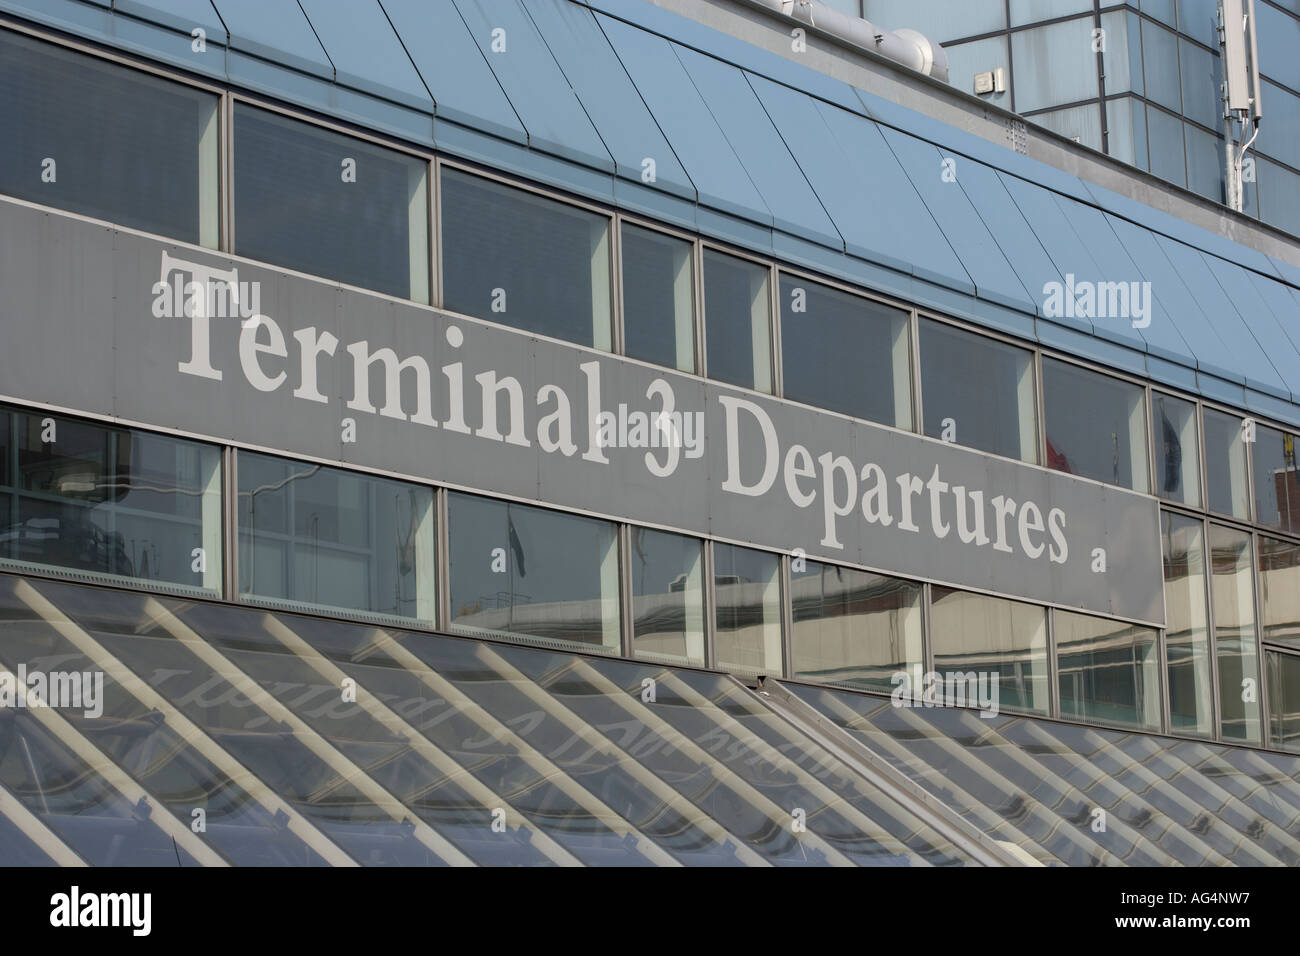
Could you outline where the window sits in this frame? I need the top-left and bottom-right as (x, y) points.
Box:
(1265, 650), (1300, 753)
(1055, 610), (1160, 731)
(237, 452), (434, 624)
(629, 527), (704, 667)
(441, 168), (611, 349)
(1210, 524), (1263, 743)
(0, 30), (219, 246)
(1259, 535), (1300, 649)
(1, 410), (221, 593)
(1042, 358), (1148, 492)
(714, 544), (783, 677)
(1151, 392), (1200, 506)
(447, 493), (619, 652)
(929, 587), (1048, 715)
(1252, 423), (1300, 532)
(1161, 512), (1213, 738)
(791, 561), (922, 695)
(234, 105), (429, 302)
(621, 224), (695, 372)
(780, 276), (912, 428)
(919, 319), (1036, 462)
(702, 249), (772, 393)
(1203, 407), (1250, 519)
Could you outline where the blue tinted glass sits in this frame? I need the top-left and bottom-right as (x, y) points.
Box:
(621, 224), (695, 372)
(1151, 392), (1200, 506)
(4, 410), (221, 593)
(234, 105), (429, 301)
(0, 30), (218, 246)
(1043, 358), (1148, 492)
(703, 249), (771, 393)
(237, 451), (435, 624)
(780, 276), (911, 428)
(441, 168), (612, 349)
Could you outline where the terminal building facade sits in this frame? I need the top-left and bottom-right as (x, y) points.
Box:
(0, 0), (1298, 866)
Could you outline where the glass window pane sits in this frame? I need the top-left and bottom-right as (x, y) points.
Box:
(234, 105), (429, 302)
(1055, 610), (1160, 730)
(919, 318), (1037, 462)
(791, 561), (923, 694)
(1252, 424), (1300, 532)
(1210, 524), (1263, 743)
(1151, 392), (1201, 506)
(1265, 650), (1300, 753)
(1259, 534), (1300, 649)
(1010, 18), (1101, 113)
(629, 527), (704, 667)
(1043, 358), (1148, 492)
(3, 410), (221, 593)
(441, 168), (611, 349)
(930, 587), (1049, 715)
(621, 224), (695, 372)
(0, 30), (219, 246)
(1203, 407), (1250, 518)
(713, 543), (783, 677)
(780, 276), (912, 428)
(237, 451), (435, 624)
(1161, 512), (1214, 737)
(447, 493), (619, 653)
(703, 249), (771, 393)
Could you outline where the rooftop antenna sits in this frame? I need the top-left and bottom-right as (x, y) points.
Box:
(1218, 0), (1263, 212)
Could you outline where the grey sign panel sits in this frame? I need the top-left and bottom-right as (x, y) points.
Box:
(0, 199), (1164, 623)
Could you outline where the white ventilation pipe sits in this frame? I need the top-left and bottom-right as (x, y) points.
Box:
(746, 0), (950, 83)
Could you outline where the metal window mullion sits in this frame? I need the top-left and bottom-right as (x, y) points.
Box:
(611, 214), (626, 356)
(768, 264), (782, 397)
(223, 446), (238, 602)
(1205, 516), (1224, 741)
(1034, 349), (1048, 466)
(693, 237), (706, 377)
(703, 538), (717, 669)
(435, 486), (450, 632)
(619, 523), (633, 659)
(1046, 605), (1059, 718)
(426, 156), (438, 311)
(921, 581), (935, 674)
(1250, 527), (1270, 749)
(780, 553), (794, 679)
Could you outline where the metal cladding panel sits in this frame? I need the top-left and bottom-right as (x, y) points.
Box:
(878, 126), (1034, 313)
(114, 0), (226, 39)
(524, 0), (694, 200)
(673, 45), (840, 248)
(789, 682), (1300, 867)
(749, 74), (972, 292)
(295, 0), (431, 113)
(1158, 235), (1288, 392)
(597, 13), (769, 225)
(209, 0), (332, 79)
(995, 174), (1099, 336)
(950, 159), (1064, 321)
(1200, 256), (1300, 401)
(379, 0), (524, 144)
(1100, 213), (1201, 368)
(451, 0), (613, 173)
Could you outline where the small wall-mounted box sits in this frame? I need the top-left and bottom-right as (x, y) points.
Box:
(974, 67), (1008, 95)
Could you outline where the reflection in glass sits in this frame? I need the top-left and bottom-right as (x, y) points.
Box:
(1, 410), (221, 593)
(929, 587), (1048, 715)
(1266, 650), (1300, 753)
(1252, 423), (1300, 532)
(1161, 512), (1213, 737)
(448, 493), (619, 652)
(621, 224), (695, 372)
(0, 30), (219, 246)
(1055, 610), (1160, 730)
(237, 451), (434, 624)
(919, 318), (1036, 462)
(629, 528), (704, 667)
(1259, 535), (1300, 649)
(1211, 524), (1263, 743)
(781, 276), (912, 428)
(713, 544), (782, 677)
(791, 561), (922, 695)
(1151, 392), (1200, 506)
(703, 249), (771, 393)
(441, 168), (611, 349)
(1042, 358), (1148, 492)
(1203, 407), (1250, 519)
(234, 105), (428, 301)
